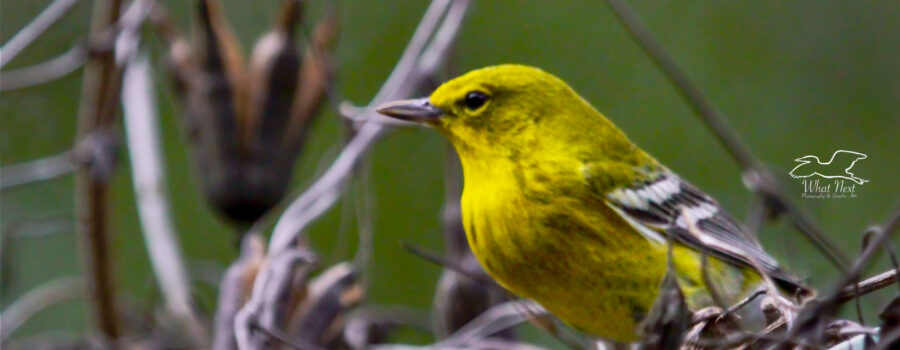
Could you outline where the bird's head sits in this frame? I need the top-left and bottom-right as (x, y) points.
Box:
(377, 64), (601, 157)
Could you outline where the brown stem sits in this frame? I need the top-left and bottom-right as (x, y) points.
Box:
(838, 269), (900, 304)
(74, 0), (123, 340)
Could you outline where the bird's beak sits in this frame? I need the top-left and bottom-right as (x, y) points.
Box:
(376, 98), (444, 122)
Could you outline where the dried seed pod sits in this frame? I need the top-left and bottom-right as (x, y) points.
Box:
(158, 0), (338, 225)
(285, 3), (339, 155)
(178, 0), (250, 222)
(228, 234), (317, 350)
(343, 313), (394, 350)
(212, 233), (266, 350)
(236, 0), (304, 223)
(682, 307), (742, 350)
(433, 256), (506, 339)
(289, 262), (363, 347)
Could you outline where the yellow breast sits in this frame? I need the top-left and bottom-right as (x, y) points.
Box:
(458, 156), (753, 342)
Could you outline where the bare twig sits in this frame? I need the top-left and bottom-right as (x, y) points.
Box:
(1, 216), (72, 239)
(369, 301), (550, 350)
(837, 268), (900, 304)
(249, 323), (328, 350)
(112, 0), (155, 65)
(235, 4), (471, 346)
(0, 46), (87, 91)
(0, 151), (76, 190)
(439, 300), (548, 348)
(234, 246), (318, 350)
(343, 305), (432, 349)
(121, 51), (206, 345)
(3, 330), (87, 350)
(779, 203), (900, 348)
(74, 0), (124, 338)
(401, 242), (497, 287)
(883, 237), (900, 292)
(351, 162), (375, 288)
(290, 262), (364, 346)
(0, 277), (84, 343)
(214, 233), (266, 350)
(603, 0), (851, 271)
(267, 0), (468, 252)
(0, 0), (80, 69)
(372, 339), (551, 350)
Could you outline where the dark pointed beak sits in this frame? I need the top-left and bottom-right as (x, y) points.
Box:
(376, 98), (444, 122)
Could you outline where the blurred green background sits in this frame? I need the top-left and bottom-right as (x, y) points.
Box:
(2, 0), (899, 346)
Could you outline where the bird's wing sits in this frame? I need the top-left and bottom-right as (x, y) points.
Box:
(584, 163), (806, 293)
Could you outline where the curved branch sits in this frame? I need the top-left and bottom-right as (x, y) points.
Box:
(0, 277), (84, 343)
(0, 46), (86, 91)
(0, 151), (76, 191)
(0, 0), (80, 69)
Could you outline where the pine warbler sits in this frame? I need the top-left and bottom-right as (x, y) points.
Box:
(377, 64), (809, 342)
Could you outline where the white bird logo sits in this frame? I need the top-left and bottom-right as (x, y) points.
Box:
(789, 150), (869, 185)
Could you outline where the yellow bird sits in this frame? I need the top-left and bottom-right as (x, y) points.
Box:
(377, 64), (809, 342)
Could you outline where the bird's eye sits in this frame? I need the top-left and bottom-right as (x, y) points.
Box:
(464, 91), (489, 110)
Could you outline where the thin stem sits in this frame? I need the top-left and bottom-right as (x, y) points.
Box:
(239, 3), (473, 346)
(121, 52), (206, 345)
(74, 0), (124, 339)
(837, 269), (900, 304)
(0, 277), (84, 343)
(440, 300), (548, 347)
(0, 46), (87, 91)
(0, 0), (80, 69)
(778, 203), (900, 348)
(0, 151), (76, 191)
(268, 0), (470, 253)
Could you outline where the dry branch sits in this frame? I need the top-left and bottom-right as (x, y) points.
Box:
(371, 300), (550, 350)
(122, 51), (206, 346)
(0, 0), (80, 69)
(0, 277), (84, 343)
(73, 0), (124, 338)
(266, 0), (465, 251)
(0, 151), (76, 190)
(0, 46), (86, 91)
(839, 269), (900, 304)
(214, 233), (267, 350)
(780, 204), (900, 348)
(232, 2), (471, 348)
